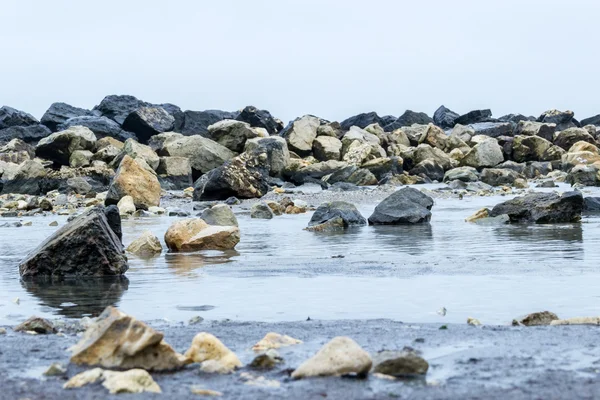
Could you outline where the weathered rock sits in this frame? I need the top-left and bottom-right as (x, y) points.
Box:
(117, 195), (136, 215)
(244, 136), (290, 177)
(581, 114), (600, 127)
(36, 126), (97, 166)
(443, 167), (478, 183)
(460, 139), (504, 168)
(252, 333), (303, 352)
(489, 191), (583, 223)
(93, 95), (150, 125)
(1, 160), (47, 195)
(164, 218), (240, 251)
(469, 122), (513, 138)
(372, 349), (429, 377)
(69, 306), (187, 371)
(317, 122), (342, 138)
(122, 107), (175, 143)
(41, 102), (93, 131)
(249, 350), (282, 370)
(566, 165), (600, 186)
(313, 136), (342, 161)
(156, 156), (192, 189)
(308, 201), (367, 230)
(102, 369), (162, 394)
(67, 176), (93, 195)
(14, 316), (56, 334)
(0, 106), (38, 129)
(554, 128), (595, 151)
(200, 204), (238, 226)
(185, 332), (242, 374)
(63, 368), (105, 389)
(292, 337), (372, 379)
(19, 207), (127, 277)
(44, 363), (67, 376)
(69, 149), (93, 168)
(402, 144), (454, 171)
(281, 115), (320, 156)
(480, 168), (523, 186)
(58, 116), (135, 142)
(383, 110), (433, 131)
(112, 139), (160, 171)
(206, 119), (259, 153)
(512, 311), (559, 326)
(433, 105), (460, 129)
(455, 109), (493, 126)
(512, 135), (558, 163)
(236, 106), (282, 135)
(160, 135), (236, 175)
(515, 121), (555, 141)
(340, 112), (383, 131)
(550, 317), (600, 326)
(0, 124), (52, 144)
(368, 187), (434, 225)
(538, 109), (576, 130)
(584, 197), (600, 211)
(410, 159), (444, 182)
(126, 231), (162, 258)
(251, 202), (274, 219)
(105, 155), (161, 209)
(174, 110), (238, 136)
(346, 168), (378, 185)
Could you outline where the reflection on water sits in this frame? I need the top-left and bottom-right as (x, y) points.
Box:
(165, 250), (239, 276)
(21, 276), (129, 318)
(370, 224), (434, 256)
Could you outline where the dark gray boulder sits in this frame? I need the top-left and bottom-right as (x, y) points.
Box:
(454, 109), (493, 125)
(409, 159), (444, 182)
(174, 110), (238, 136)
(93, 95), (149, 125)
(18, 207), (128, 278)
(41, 102), (93, 131)
(383, 110), (433, 132)
(340, 112), (382, 131)
(498, 114), (531, 124)
(580, 114), (600, 127)
(1, 160), (47, 195)
(236, 106), (281, 135)
(553, 128), (595, 150)
(480, 168), (523, 186)
(122, 107), (174, 143)
(0, 125), (52, 144)
(157, 103), (181, 116)
(469, 122), (513, 138)
(433, 106), (460, 129)
(58, 116), (135, 142)
(583, 197), (600, 212)
(0, 106), (39, 129)
(537, 109), (576, 130)
(368, 187), (434, 224)
(103, 205), (122, 241)
(308, 201), (367, 228)
(489, 191), (583, 223)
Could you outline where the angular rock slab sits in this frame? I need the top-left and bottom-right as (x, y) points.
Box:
(308, 201), (367, 228)
(368, 187), (434, 225)
(19, 207), (127, 278)
(185, 332), (242, 374)
(164, 218), (240, 251)
(69, 306), (188, 371)
(489, 191), (583, 223)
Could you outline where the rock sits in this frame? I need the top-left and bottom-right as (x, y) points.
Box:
(105, 155), (161, 210)
(103, 205), (122, 241)
(512, 311), (559, 326)
(122, 107), (175, 143)
(467, 317), (482, 326)
(190, 387), (223, 397)
(410, 159), (444, 182)
(443, 167), (478, 182)
(236, 106), (282, 135)
(63, 368), (105, 389)
(566, 165), (600, 186)
(469, 122), (513, 138)
(489, 191), (583, 223)
(44, 363), (67, 376)
(0, 106), (38, 129)
(368, 187), (434, 225)
(538, 109), (575, 130)
(362, 157), (398, 180)
(36, 126), (97, 166)
(251, 202), (274, 219)
(117, 195), (136, 215)
(340, 112), (383, 131)
(249, 350), (282, 370)
(252, 332), (303, 352)
(554, 128), (595, 150)
(193, 151), (270, 200)
(465, 208), (490, 223)
(372, 349), (429, 377)
(244, 136), (290, 177)
(41, 102), (93, 131)
(93, 95), (149, 125)
(160, 135), (236, 175)
(200, 204), (238, 226)
(67, 177), (93, 195)
(512, 135), (558, 162)
(59, 116), (134, 142)
(580, 114), (600, 127)
(454, 109), (493, 125)
(281, 115), (320, 156)
(383, 110), (433, 131)
(102, 369), (161, 394)
(515, 121), (555, 141)
(206, 119), (259, 153)
(156, 156), (193, 189)
(308, 201), (367, 229)
(346, 168), (378, 185)
(164, 218), (240, 251)
(69, 149), (93, 168)
(0, 124), (52, 144)
(480, 168), (523, 186)
(584, 197), (600, 211)
(174, 109), (238, 136)
(14, 316), (56, 334)
(184, 332), (242, 374)
(402, 144), (454, 171)
(0, 138), (34, 163)
(113, 139), (160, 171)
(126, 231), (162, 258)
(291, 337), (372, 379)
(70, 306), (187, 370)
(550, 317), (600, 326)
(313, 136), (342, 161)
(19, 207), (127, 277)
(460, 139), (504, 168)
(1, 160), (47, 195)
(433, 105), (460, 129)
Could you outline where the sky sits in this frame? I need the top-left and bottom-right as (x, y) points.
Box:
(1, 0), (598, 124)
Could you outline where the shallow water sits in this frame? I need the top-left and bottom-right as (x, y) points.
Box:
(1, 183), (600, 325)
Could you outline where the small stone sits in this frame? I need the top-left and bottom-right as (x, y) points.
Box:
(465, 208), (489, 223)
(184, 332), (242, 374)
(189, 316), (204, 325)
(117, 195), (136, 215)
(49, 221), (58, 226)
(190, 387), (223, 396)
(44, 363), (67, 376)
(512, 311), (559, 326)
(467, 317), (482, 326)
(102, 369), (162, 394)
(0, 328), (6, 334)
(249, 349), (282, 370)
(13, 297), (19, 305)
(252, 332), (302, 351)
(14, 316), (56, 334)
(23, 221), (32, 226)
(372, 349), (429, 377)
(250, 202), (274, 219)
(126, 230), (162, 258)
(63, 368), (104, 389)
(550, 317), (600, 326)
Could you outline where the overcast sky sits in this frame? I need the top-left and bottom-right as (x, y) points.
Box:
(1, 0), (598, 124)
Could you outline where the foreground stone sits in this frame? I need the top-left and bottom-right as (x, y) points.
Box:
(64, 368), (161, 394)
(307, 201), (367, 230)
(105, 155), (161, 209)
(512, 311), (559, 326)
(368, 187), (434, 224)
(291, 337), (372, 379)
(372, 349), (429, 377)
(126, 231), (162, 258)
(252, 332), (303, 352)
(251, 202), (274, 219)
(164, 219), (240, 251)
(14, 316), (56, 334)
(69, 306), (188, 371)
(19, 207), (127, 278)
(200, 204), (238, 226)
(489, 191), (583, 223)
(185, 332), (242, 374)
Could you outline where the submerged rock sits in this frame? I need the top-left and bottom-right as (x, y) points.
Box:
(164, 218), (240, 251)
(368, 187), (434, 225)
(512, 311), (559, 326)
(69, 306), (188, 371)
(489, 191), (583, 223)
(292, 336), (372, 379)
(184, 332), (242, 374)
(126, 231), (162, 258)
(372, 349), (429, 377)
(19, 207), (127, 278)
(308, 201), (367, 230)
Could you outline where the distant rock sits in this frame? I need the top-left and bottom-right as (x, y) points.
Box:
(512, 311), (559, 326)
(537, 109), (576, 131)
(159, 135), (236, 175)
(282, 115), (320, 156)
(340, 112), (382, 131)
(454, 109), (493, 125)
(0, 124), (51, 144)
(200, 204), (238, 226)
(0, 106), (39, 129)
(251, 202), (274, 219)
(122, 107), (175, 144)
(383, 110), (433, 131)
(460, 139), (504, 168)
(580, 114), (600, 127)
(307, 201), (366, 230)
(164, 218), (240, 251)
(433, 105), (460, 129)
(313, 136), (342, 161)
(14, 316), (56, 334)
(40, 102), (93, 131)
(515, 121), (555, 141)
(244, 136), (290, 177)
(174, 110), (238, 136)
(480, 168), (524, 187)
(58, 116), (135, 142)
(553, 128), (595, 151)
(207, 119), (260, 153)
(368, 187), (434, 224)
(93, 95), (149, 125)
(126, 230), (162, 258)
(112, 139), (160, 171)
(469, 122), (513, 138)
(236, 106), (282, 135)
(1, 160), (47, 195)
(489, 191), (583, 223)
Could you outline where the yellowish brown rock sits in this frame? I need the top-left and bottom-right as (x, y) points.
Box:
(465, 208), (489, 223)
(164, 218), (240, 252)
(102, 369), (161, 394)
(291, 336), (372, 379)
(184, 332), (242, 374)
(106, 155), (161, 210)
(467, 317), (482, 326)
(191, 387), (223, 396)
(252, 332), (303, 352)
(69, 306), (188, 371)
(550, 316), (600, 326)
(126, 230), (162, 258)
(63, 368), (105, 389)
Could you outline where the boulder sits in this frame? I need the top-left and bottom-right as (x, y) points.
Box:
(537, 109), (576, 130)
(244, 136), (290, 177)
(67, 176), (93, 195)
(236, 106), (282, 135)
(93, 95), (149, 125)
(403, 144), (454, 170)
(0, 125), (52, 144)
(372, 349), (429, 377)
(207, 119), (259, 153)
(185, 333), (242, 374)
(282, 115), (320, 156)
(512, 135), (557, 163)
(317, 122), (342, 138)
(0, 138), (34, 164)
(584, 197), (600, 211)
(291, 337), (372, 379)
(489, 191), (583, 223)
(308, 201), (367, 230)
(174, 109), (238, 136)
(117, 195), (136, 215)
(460, 139), (504, 168)
(0, 106), (39, 129)
(410, 159), (444, 182)
(41, 102), (93, 131)
(368, 187), (434, 224)
(36, 126), (97, 166)
(14, 316), (56, 334)
(433, 105), (460, 129)
(480, 168), (523, 186)
(200, 204), (238, 226)
(70, 150), (93, 168)
(312, 135), (342, 161)
(164, 218), (240, 251)
(383, 110), (433, 131)
(362, 157), (398, 180)
(122, 107), (175, 143)
(515, 121), (555, 141)
(126, 231), (162, 258)
(18, 207), (127, 277)
(58, 116), (135, 142)
(113, 139), (160, 171)
(580, 114), (600, 127)
(105, 155), (161, 209)
(469, 122), (513, 138)
(156, 156), (192, 189)
(454, 109), (493, 125)
(512, 311), (559, 326)
(148, 131), (183, 152)
(251, 202), (274, 219)
(1, 160), (47, 195)
(443, 166), (478, 182)
(340, 112), (382, 131)
(566, 165), (600, 186)
(160, 135), (236, 175)
(70, 306), (187, 371)
(554, 128), (595, 151)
